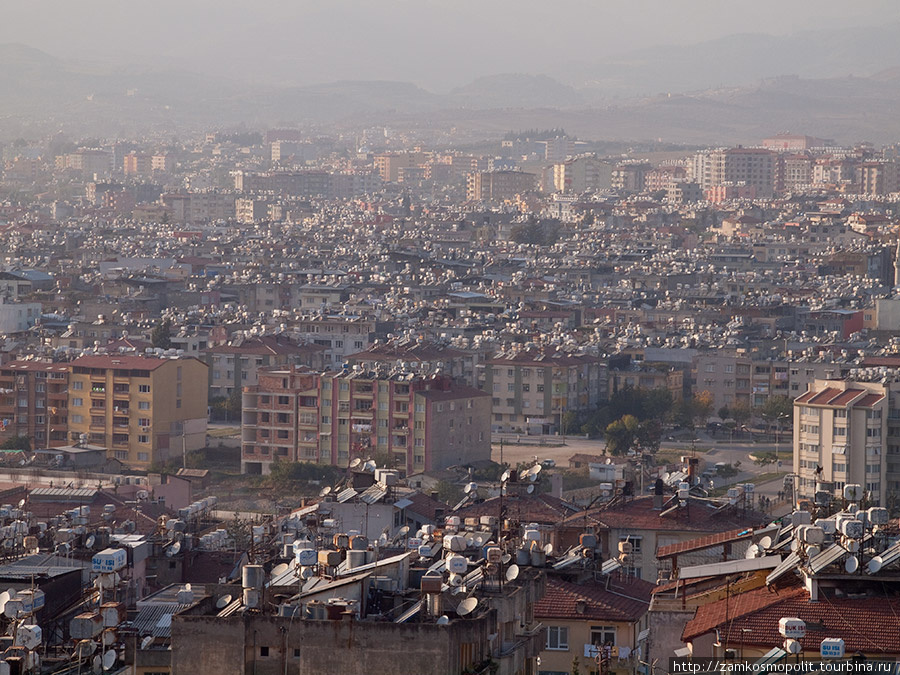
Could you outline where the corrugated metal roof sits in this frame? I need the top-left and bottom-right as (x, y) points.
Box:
(336, 488), (358, 503)
(360, 483), (387, 505)
(29, 487), (97, 500)
(132, 603), (191, 638)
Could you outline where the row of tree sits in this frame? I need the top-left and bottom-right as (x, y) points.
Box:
(573, 387), (792, 457)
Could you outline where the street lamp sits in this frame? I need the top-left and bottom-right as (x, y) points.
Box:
(775, 412), (790, 461)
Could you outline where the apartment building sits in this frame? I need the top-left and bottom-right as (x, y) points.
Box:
(479, 348), (607, 435)
(291, 315), (376, 367)
(67, 355), (208, 468)
(0, 361), (70, 449)
(694, 352), (791, 410)
(793, 376), (900, 506)
(466, 170), (536, 202)
(552, 155), (609, 194)
(692, 148), (775, 197)
(241, 370), (490, 475)
(203, 336), (326, 398)
(610, 163), (651, 193)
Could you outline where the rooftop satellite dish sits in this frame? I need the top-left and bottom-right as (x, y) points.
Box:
(0, 590), (10, 613)
(501, 553), (512, 565)
(103, 649), (116, 670)
(85, 534), (96, 549)
(364, 460), (377, 473)
(437, 615), (450, 625)
(845, 556), (859, 573)
(500, 470), (510, 483)
(17, 499), (24, 509)
(92, 655), (102, 675)
(166, 541), (181, 557)
(350, 458), (362, 468)
(543, 543), (553, 556)
(140, 636), (154, 650)
(745, 544), (759, 559)
(319, 486), (332, 497)
(457, 597), (478, 616)
(398, 525), (409, 537)
(464, 482), (477, 494)
(759, 536), (773, 549)
(216, 594), (233, 609)
(868, 557), (883, 574)
(271, 563), (289, 578)
(506, 564), (520, 582)
(528, 464), (542, 477)
(526, 485), (535, 494)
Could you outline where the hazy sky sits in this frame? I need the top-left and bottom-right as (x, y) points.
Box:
(2, 0), (898, 89)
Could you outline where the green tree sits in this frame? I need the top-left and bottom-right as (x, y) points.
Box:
(151, 320), (172, 349)
(730, 401), (753, 427)
(636, 418), (663, 457)
(758, 395), (792, 437)
(0, 435), (30, 451)
(605, 414), (639, 456)
(571, 656), (582, 675)
(434, 480), (463, 505)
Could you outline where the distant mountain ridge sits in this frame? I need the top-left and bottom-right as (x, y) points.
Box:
(4, 36), (900, 145)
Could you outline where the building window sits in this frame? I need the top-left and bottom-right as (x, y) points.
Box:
(138, 385), (150, 393)
(71, 398), (83, 407)
(546, 626), (569, 651)
(591, 626), (616, 647)
(138, 435), (149, 444)
(114, 451), (128, 461)
(259, 647), (269, 657)
(137, 452), (149, 462)
(72, 381), (83, 390)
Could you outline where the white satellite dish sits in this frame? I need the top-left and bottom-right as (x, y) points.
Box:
(759, 536), (773, 549)
(319, 486), (332, 497)
(0, 590), (10, 613)
(500, 470), (510, 483)
(457, 597), (478, 616)
(216, 594), (233, 609)
(166, 541), (181, 557)
(526, 485), (535, 494)
(17, 499), (25, 509)
(398, 526), (409, 537)
(501, 553), (512, 565)
(103, 649), (116, 670)
(868, 557), (883, 574)
(543, 543), (553, 556)
(85, 534), (96, 549)
(140, 636), (154, 650)
(465, 537), (474, 548)
(350, 458), (362, 469)
(364, 460), (377, 473)
(92, 655), (102, 675)
(845, 556), (859, 573)
(437, 615), (450, 625)
(745, 544), (759, 559)
(464, 482), (477, 494)
(271, 563), (289, 578)
(506, 564), (520, 582)
(529, 464), (542, 477)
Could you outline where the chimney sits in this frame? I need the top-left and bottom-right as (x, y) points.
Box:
(550, 474), (563, 499)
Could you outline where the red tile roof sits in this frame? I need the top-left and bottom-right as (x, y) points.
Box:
(683, 585), (900, 655)
(806, 388), (842, 405)
(854, 393), (884, 408)
(453, 493), (579, 525)
(559, 496), (767, 534)
(826, 389), (865, 407)
(534, 575), (653, 623)
(656, 528), (757, 559)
